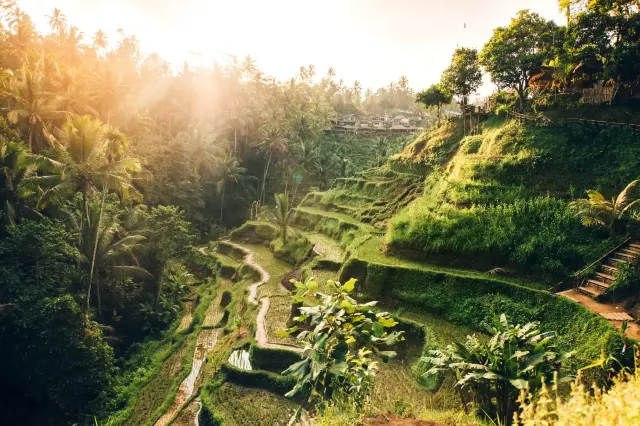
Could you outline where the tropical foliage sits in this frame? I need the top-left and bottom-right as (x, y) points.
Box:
(570, 179), (640, 238)
(281, 277), (404, 414)
(425, 314), (574, 425)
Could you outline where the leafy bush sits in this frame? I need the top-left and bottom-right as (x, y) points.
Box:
(281, 277), (404, 412)
(425, 314), (573, 425)
(269, 230), (313, 265)
(248, 344), (301, 374)
(220, 363), (296, 396)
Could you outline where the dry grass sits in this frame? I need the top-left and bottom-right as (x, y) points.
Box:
(515, 370), (640, 425)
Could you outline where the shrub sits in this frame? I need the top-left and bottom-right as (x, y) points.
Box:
(220, 363), (296, 396)
(248, 344), (301, 374)
(425, 314), (574, 425)
(269, 231), (313, 265)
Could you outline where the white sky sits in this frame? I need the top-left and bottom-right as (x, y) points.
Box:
(18, 0), (564, 95)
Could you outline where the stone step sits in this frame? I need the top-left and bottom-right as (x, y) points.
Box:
(628, 243), (640, 249)
(609, 257), (629, 265)
(614, 251), (636, 260)
(595, 271), (616, 281)
(602, 264), (619, 272)
(622, 246), (640, 255)
(601, 312), (634, 321)
(587, 279), (611, 290)
(578, 286), (603, 298)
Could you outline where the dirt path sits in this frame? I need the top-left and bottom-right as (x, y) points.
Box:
(152, 245), (219, 426)
(154, 329), (219, 426)
(558, 289), (640, 339)
(224, 241), (303, 353)
(221, 241), (270, 306)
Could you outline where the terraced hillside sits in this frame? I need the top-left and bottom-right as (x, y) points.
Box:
(387, 117), (640, 280)
(294, 137), (628, 373)
(117, 118), (635, 425)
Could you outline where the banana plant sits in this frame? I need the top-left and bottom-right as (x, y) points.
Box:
(424, 314), (574, 425)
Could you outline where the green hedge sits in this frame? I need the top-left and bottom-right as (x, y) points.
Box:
(248, 344), (301, 374)
(340, 257), (626, 370)
(269, 232), (313, 266)
(220, 362), (297, 396)
(229, 221), (279, 242)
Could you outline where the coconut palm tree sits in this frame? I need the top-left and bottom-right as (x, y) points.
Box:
(570, 179), (640, 238)
(215, 153), (246, 227)
(90, 64), (127, 125)
(63, 26), (85, 63)
(273, 192), (291, 243)
(47, 115), (141, 317)
(45, 115), (141, 239)
(225, 98), (252, 155)
(46, 7), (67, 38)
(77, 200), (149, 318)
(398, 75), (409, 90)
(1, 65), (67, 152)
(0, 137), (45, 232)
(92, 30), (108, 51)
(257, 126), (288, 204)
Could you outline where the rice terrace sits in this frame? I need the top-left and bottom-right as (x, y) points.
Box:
(1, 1), (640, 425)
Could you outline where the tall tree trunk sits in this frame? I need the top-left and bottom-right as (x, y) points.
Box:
(234, 129), (237, 155)
(96, 276), (101, 319)
(219, 183), (225, 227)
(154, 263), (165, 310)
(261, 151), (272, 205)
(28, 124), (34, 152)
(87, 186), (107, 319)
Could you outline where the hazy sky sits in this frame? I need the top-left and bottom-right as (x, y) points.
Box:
(18, 0), (564, 95)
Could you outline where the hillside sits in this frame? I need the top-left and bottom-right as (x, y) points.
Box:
(386, 116), (640, 280)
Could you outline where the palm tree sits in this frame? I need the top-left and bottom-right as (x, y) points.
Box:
(398, 75), (409, 90)
(46, 7), (67, 38)
(326, 67), (336, 81)
(78, 200), (149, 318)
(215, 153), (246, 227)
(63, 26), (85, 63)
(352, 80), (362, 98)
(48, 115), (141, 317)
(570, 179), (640, 238)
(257, 127), (288, 204)
(0, 137), (46, 232)
(273, 192), (291, 243)
(1, 65), (67, 152)
(225, 98), (252, 155)
(92, 30), (108, 51)
(90, 64), (127, 125)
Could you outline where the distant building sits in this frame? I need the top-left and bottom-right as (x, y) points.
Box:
(327, 112), (424, 135)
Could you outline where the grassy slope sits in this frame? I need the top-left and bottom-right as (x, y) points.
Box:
(295, 160), (626, 372)
(386, 116), (640, 280)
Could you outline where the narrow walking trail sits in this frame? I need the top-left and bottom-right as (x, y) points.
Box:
(154, 329), (220, 426)
(558, 289), (640, 339)
(222, 241), (303, 353)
